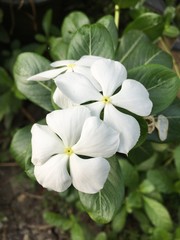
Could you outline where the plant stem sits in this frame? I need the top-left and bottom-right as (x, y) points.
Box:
(159, 37), (180, 78)
(114, 4), (120, 29)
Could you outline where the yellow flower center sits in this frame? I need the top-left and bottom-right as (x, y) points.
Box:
(101, 96), (111, 104)
(64, 147), (74, 156)
(67, 63), (76, 69)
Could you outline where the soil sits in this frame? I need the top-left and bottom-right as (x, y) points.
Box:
(0, 166), (62, 240)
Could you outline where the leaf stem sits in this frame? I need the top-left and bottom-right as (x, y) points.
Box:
(38, 81), (52, 91)
(114, 4), (120, 29)
(159, 37), (180, 78)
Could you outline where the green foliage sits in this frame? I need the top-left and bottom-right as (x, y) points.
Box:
(143, 196), (173, 231)
(117, 30), (173, 70)
(124, 13), (164, 40)
(13, 52), (54, 111)
(67, 23), (115, 59)
(10, 125), (34, 180)
(43, 211), (72, 230)
(129, 64), (179, 114)
(148, 99), (180, 143)
(97, 15), (118, 51)
(61, 11), (90, 43)
(3, 1), (180, 239)
(0, 67), (21, 121)
(174, 145), (180, 177)
(79, 156), (124, 223)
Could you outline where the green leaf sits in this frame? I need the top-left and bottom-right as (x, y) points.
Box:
(0, 67), (13, 93)
(13, 52), (53, 111)
(117, 30), (172, 70)
(97, 15), (118, 50)
(133, 210), (153, 234)
(95, 232), (107, 240)
(61, 11), (90, 42)
(42, 9), (53, 36)
(151, 228), (173, 240)
(148, 99), (180, 142)
(147, 169), (174, 193)
(139, 179), (155, 194)
(111, 206), (127, 233)
(128, 64), (179, 114)
(68, 23), (114, 60)
(173, 145), (180, 177)
(129, 141), (155, 166)
(143, 196), (173, 231)
(163, 25), (180, 38)
(124, 13), (164, 40)
(126, 191), (142, 212)
(70, 222), (85, 240)
(35, 34), (46, 43)
(49, 37), (68, 61)
(0, 91), (21, 120)
(10, 125), (35, 180)
(43, 211), (72, 230)
(113, 0), (140, 8)
(79, 156), (124, 224)
(118, 158), (139, 189)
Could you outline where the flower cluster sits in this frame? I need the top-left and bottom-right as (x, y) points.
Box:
(28, 55), (153, 194)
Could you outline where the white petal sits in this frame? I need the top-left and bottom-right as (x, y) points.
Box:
(111, 79), (153, 116)
(73, 116), (119, 158)
(85, 101), (104, 117)
(155, 115), (169, 141)
(31, 124), (64, 165)
(104, 104), (140, 154)
(46, 106), (91, 147)
(51, 60), (76, 68)
(55, 72), (101, 104)
(27, 67), (67, 81)
(91, 59), (127, 96)
(70, 154), (110, 194)
(34, 154), (71, 192)
(74, 65), (101, 90)
(53, 88), (78, 109)
(77, 55), (104, 67)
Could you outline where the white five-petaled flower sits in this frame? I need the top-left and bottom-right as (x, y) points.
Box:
(31, 106), (119, 194)
(27, 55), (102, 90)
(54, 59), (153, 154)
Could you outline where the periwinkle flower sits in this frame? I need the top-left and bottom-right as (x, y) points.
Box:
(31, 106), (119, 194)
(55, 58), (153, 154)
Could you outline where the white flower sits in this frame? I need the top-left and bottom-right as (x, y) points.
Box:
(55, 59), (153, 154)
(31, 106), (119, 194)
(27, 55), (102, 90)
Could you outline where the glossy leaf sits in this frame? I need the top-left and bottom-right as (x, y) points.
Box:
(143, 196), (173, 231)
(49, 37), (68, 60)
(112, 206), (127, 233)
(152, 228), (173, 240)
(61, 11), (90, 42)
(13, 52), (53, 111)
(147, 169), (174, 193)
(10, 125), (35, 180)
(124, 13), (164, 40)
(128, 64), (179, 114)
(148, 99), (180, 142)
(43, 211), (72, 230)
(42, 9), (53, 36)
(174, 145), (180, 177)
(117, 30), (172, 70)
(68, 23), (114, 60)
(118, 158), (139, 189)
(79, 156), (124, 224)
(97, 15), (118, 50)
